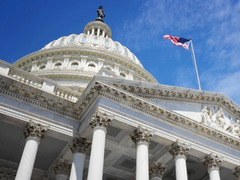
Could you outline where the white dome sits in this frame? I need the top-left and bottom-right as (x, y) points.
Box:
(42, 33), (143, 67)
(14, 20), (158, 93)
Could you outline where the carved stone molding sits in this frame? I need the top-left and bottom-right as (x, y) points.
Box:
(203, 153), (223, 171)
(233, 166), (240, 178)
(90, 111), (113, 129)
(0, 166), (16, 179)
(169, 140), (190, 159)
(24, 121), (48, 142)
(70, 137), (91, 154)
(53, 159), (71, 176)
(149, 161), (166, 178)
(130, 126), (152, 145)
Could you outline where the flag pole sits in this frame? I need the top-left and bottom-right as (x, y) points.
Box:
(190, 39), (201, 90)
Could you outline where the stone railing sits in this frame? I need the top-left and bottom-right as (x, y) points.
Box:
(8, 67), (43, 88)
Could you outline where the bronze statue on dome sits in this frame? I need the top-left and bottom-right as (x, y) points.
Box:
(96, 6), (105, 22)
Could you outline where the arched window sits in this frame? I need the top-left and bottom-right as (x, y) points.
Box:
(39, 65), (46, 69)
(120, 72), (126, 77)
(71, 62), (79, 67)
(55, 62), (62, 67)
(88, 63), (96, 68)
(105, 67), (112, 71)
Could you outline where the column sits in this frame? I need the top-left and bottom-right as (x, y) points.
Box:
(203, 153), (222, 180)
(169, 140), (190, 180)
(130, 126), (152, 180)
(87, 111), (113, 180)
(15, 121), (48, 180)
(149, 162), (166, 180)
(233, 167), (240, 180)
(97, 28), (100, 36)
(69, 137), (91, 180)
(54, 159), (71, 180)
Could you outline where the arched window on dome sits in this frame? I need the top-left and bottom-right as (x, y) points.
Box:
(105, 66), (112, 71)
(120, 72), (126, 78)
(88, 63), (96, 68)
(55, 62), (62, 68)
(71, 62), (79, 68)
(39, 65), (46, 70)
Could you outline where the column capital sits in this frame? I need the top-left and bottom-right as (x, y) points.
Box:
(70, 137), (91, 154)
(149, 162), (166, 179)
(90, 111), (113, 130)
(203, 153), (223, 172)
(169, 140), (190, 159)
(130, 126), (152, 146)
(24, 121), (48, 142)
(53, 159), (71, 176)
(233, 166), (240, 178)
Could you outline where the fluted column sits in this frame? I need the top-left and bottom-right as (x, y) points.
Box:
(15, 121), (48, 180)
(69, 137), (91, 180)
(149, 162), (166, 180)
(130, 126), (152, 180)
(87, 111), (113, 180)
(169, 140), (190, 180)
(54, 159), (71, 180)
(203, 153), (222, 180)
(233, 167), (240, 180)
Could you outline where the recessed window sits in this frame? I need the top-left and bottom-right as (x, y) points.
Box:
(120, 72), (126, 77)
(106, 67), (112, 71)
(71, 62), (79, 66)
(88, 63), (96, 68)
(55, 62), (62, 67)
(39, 65), (46, 69)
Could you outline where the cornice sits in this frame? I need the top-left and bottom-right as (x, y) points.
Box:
(112, 84), (240, 119)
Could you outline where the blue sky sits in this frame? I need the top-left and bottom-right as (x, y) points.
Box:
(0, 0), (240, 105)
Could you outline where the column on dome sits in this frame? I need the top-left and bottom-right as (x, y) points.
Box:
(69, 137), (91, 180)
(233, 167), (240, 180)
(91, 29), (94, 35)
(149, 162), (166, 180)
(203, 153), (222, 180)
(53, 159), (71, 180)
(97, 28), (100, 36)
(130, 126), (152, 180)
(102, 31), (105, 37)
(169, 140), (190, 180)
(15, 121), (48, 180)
(87, 111), (113, 180)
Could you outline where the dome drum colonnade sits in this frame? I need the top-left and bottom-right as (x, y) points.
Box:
(15, 112), (240, 180)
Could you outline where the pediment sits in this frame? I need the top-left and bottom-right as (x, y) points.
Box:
(79, 76), (240, 147)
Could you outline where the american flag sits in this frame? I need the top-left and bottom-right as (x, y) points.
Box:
(163, 35), (191, 50)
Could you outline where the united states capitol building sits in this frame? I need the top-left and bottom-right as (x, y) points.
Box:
(1, 7), (240, 180)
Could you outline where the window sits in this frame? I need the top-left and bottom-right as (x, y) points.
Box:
(55, 62), (62, 67)
(120, 72), (126, 77)
(88, 63), (96, 68)
(39, 65), (46, 69)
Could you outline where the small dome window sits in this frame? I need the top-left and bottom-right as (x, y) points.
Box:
(105, 67), (112, 71)
(71, 62), (78, 66)
(88, 63), (96, 68)
(39, 65), (46, 69)
(120, 72), (126, 77)
(55, 62), (62, 67)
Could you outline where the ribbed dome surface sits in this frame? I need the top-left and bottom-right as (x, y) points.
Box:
(42, 33), (143, 67)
